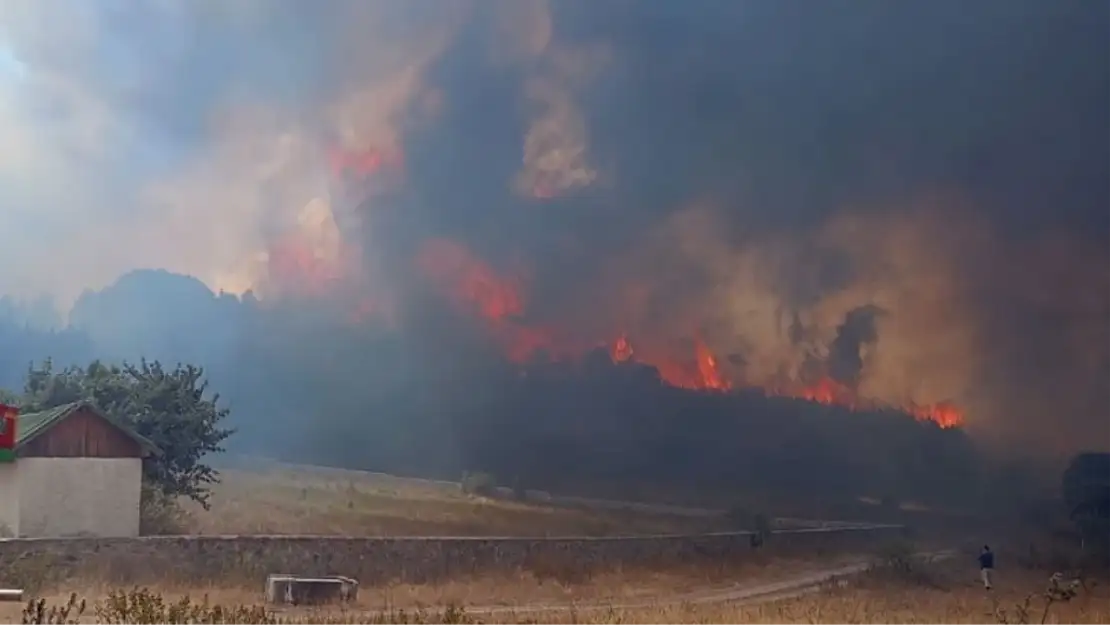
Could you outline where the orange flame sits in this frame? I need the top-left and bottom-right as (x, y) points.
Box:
(776, 376), (963, 429)
(415, 238), (575, 362)
(610, 334), (634, 362)
(416, 238), (526, 321)
(606, 334), (730, 391)
(908, 401), (963, 429)
(797, 377), (856, 406)
(694, 336), (730, 391)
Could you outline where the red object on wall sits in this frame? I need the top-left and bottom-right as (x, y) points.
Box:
(0, 403), (17, 459)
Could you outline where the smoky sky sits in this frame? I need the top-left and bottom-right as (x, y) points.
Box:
(1, 0), (1107, 453)
(1, 0), (1104, 297)
(410, 0), (1108, 238)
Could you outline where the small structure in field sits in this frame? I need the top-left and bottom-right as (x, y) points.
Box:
(265, 575), (359, 606)
(0, 402), (158, 538)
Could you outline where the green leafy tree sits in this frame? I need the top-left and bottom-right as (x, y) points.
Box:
(20, 358), (234, 508)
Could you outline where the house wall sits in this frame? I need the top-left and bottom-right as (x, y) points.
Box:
(0, 463), (18, 537)
(16, 457), (142, 538)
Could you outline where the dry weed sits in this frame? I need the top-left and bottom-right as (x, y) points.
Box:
(13, 581), (1110, 625)
(7, 552), (849, 615)
(178, 469), (722, 538)
(14, 557), (1107, 624)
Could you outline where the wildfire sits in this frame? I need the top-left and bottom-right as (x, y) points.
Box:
(796, 376), (856, 407)
(412, 238), (962, 427)
(261, 142), (412, 309)
(277, 216), (965, 428)
(600, 332), (961, 426)
(908, 402), (963, 429)
(416, 239), (526, 321)
(776, 376), (964, 429)
(605, 334), (731, 392)
(610, 334), (634, 362)
(415, 238), (572, 362)
(694, 336), (730, 391)
(267, 141), (967, 431)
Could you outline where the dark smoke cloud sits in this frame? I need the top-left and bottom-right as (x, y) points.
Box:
(828, 306), (885, 390)
(368, 0), (1109, 454)
(1, 0), (1106, 457)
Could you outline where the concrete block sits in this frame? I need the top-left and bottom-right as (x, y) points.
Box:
(265, 574), (358, 605)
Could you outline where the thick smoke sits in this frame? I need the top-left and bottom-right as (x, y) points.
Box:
(1, 0), (1106, 458)
(828, 305), (885, 390)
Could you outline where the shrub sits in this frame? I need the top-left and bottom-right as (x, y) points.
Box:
(21, 589), (476, 624)
(994, 572), (1085, 624)
(139, 484), (191, 536)
(22, 594), (85, 625)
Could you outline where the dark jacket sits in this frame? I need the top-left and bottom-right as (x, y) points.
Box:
(978, 551), (994, 569)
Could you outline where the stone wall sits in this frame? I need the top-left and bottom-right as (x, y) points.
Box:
(0, 526), (906, 589)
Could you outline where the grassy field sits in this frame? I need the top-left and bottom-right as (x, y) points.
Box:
(6, 551), (849, 616)
(9, 553), (1107, 623)
(177, 462), (735, 537)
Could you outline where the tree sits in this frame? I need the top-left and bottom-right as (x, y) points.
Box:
(20, 359), (234, 508)
(1062, 452), (1110, 557)
(0, 388), (17, 406)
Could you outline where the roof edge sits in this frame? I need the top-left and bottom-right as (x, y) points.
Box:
(16, 401), (162, 458)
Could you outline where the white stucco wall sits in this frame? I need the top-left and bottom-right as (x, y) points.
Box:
(0, 463), (19, 537)
(16, 457), (142, 538)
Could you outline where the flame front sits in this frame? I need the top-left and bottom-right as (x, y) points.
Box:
(774, 376), (963, 428)
(610, 334), (633, 362)
(694, 337), (730, 391)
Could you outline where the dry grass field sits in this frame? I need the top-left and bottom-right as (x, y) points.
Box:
(9, 461), (1103, 623)
(7, 554), (1107, 623)
(175, 462), (733, 537)
(5, 551), (849, 616)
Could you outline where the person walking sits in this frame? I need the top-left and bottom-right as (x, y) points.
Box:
(978, 545), (995, 589)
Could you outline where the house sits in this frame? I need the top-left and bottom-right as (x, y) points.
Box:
(0, 401), (158, 538)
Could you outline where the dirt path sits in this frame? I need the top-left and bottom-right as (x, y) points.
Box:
(462, 550), (956, 616)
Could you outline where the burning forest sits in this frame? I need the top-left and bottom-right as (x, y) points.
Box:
(2, 0), (1106, 501)
(239, 0), (1109, 470)
(266, 143), (975, 433)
